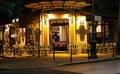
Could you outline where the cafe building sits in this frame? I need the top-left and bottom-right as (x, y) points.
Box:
(1, 0), (118, 57)
(24, 0), (92, 54)
(23, 0), (118, 55)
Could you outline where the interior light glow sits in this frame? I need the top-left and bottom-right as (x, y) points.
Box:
(11, 34), (16, 38)
(23, 28), (26, 33)
(62, 14), (69, 18)
(5, 25), (9, 32)
(48, 14), (56, 19)
(77, 16), (87, 29)
(96, 25), (101, 32)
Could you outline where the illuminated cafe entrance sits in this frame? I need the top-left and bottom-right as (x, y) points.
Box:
(50, 19), (69, 51)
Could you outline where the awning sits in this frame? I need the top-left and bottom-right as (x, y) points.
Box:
(25, 0), (91, 12)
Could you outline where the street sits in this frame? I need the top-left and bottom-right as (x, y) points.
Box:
(50, 60), (120, 74)
(0, 68), (82, 74)
(0, 60), (120, 74)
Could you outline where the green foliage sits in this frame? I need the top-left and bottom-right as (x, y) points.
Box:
(0, 0), (24, 25)
(12, 0), (24, 17)
(0, 0), (14, 17)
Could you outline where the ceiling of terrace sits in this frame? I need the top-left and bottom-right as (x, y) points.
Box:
(25, 0), (91, 12)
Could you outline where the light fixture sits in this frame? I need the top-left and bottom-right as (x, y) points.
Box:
(12, 19), (15, 23)
(16, 18), (19, 22)
(12, 18), (19, 23)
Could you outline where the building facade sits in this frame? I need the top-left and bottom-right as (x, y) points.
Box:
(0, 0), (119, 57)
(23, 0), (118, 55)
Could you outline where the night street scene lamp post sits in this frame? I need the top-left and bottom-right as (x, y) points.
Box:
(12, 18), (19, 27)
(10, 18), (19, 46)
(89, 0), (97, 59)
(10, 18), (19, 58)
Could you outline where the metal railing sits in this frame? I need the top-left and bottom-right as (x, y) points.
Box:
(2, 43), (116, 60)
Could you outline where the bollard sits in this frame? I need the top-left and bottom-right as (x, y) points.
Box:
(38, 42), (40, 58)
(53, 50), (55, 60)
(70, 45), (73, 62)
(112, 48), (115, 57)
(44, 46), (46, 56)
(112, 44), (115, 57)
(52, 43), (55, 60)
(87, 44), (90, 60)
(70, 48), (72, 62)
(53, 48), (55, 60)
(32, 46), (35, 56)
(13, 47), (15, 59)
(88, 48), (90, 60)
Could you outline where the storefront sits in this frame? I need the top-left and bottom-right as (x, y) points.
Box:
(24, 0), (117, 56)
(24, 0), (91, 54)
(23, 13), (88, 53)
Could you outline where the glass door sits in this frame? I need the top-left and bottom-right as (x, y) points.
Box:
(51, 25), (68, 51)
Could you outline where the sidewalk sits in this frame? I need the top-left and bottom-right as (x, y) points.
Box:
(0, 53), (120, 69)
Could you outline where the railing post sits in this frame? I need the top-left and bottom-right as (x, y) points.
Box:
(13, 47), (15, 59)
(44, 45), (47, 56)
(70, 44), (73, 62)
(52, 43), (55, 60)
(32, 46), (35, 56)
(53, 47), (55, 60)
(112, 43), (115, 57)
(38, 42), (40, 58)
(88, 44), (90, 60)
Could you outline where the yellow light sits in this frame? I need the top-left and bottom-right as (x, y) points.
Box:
(96, 25), (101, 32)
(77, 16), (87, 29)
(23, 28), (26, 33)
(62, 14), (69, 18)
(5, 24), (9, 32)
(11, 34), (16, 38)
(48, 14), (56, 19)
(48, 14), (69, 19)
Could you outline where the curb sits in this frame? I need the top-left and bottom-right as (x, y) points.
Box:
(60, 57), (120, 66)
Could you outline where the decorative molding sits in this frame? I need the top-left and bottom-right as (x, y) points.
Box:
(76, 25), (87, 41)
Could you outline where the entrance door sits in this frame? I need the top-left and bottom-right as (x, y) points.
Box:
(50, 19), (69, 51)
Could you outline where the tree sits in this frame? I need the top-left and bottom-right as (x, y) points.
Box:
(0, 0), (24, 25)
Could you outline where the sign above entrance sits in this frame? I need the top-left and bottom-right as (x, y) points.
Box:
(50, 19), (69, 26)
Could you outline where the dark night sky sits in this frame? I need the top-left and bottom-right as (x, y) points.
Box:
(0, 0), (119, 25)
